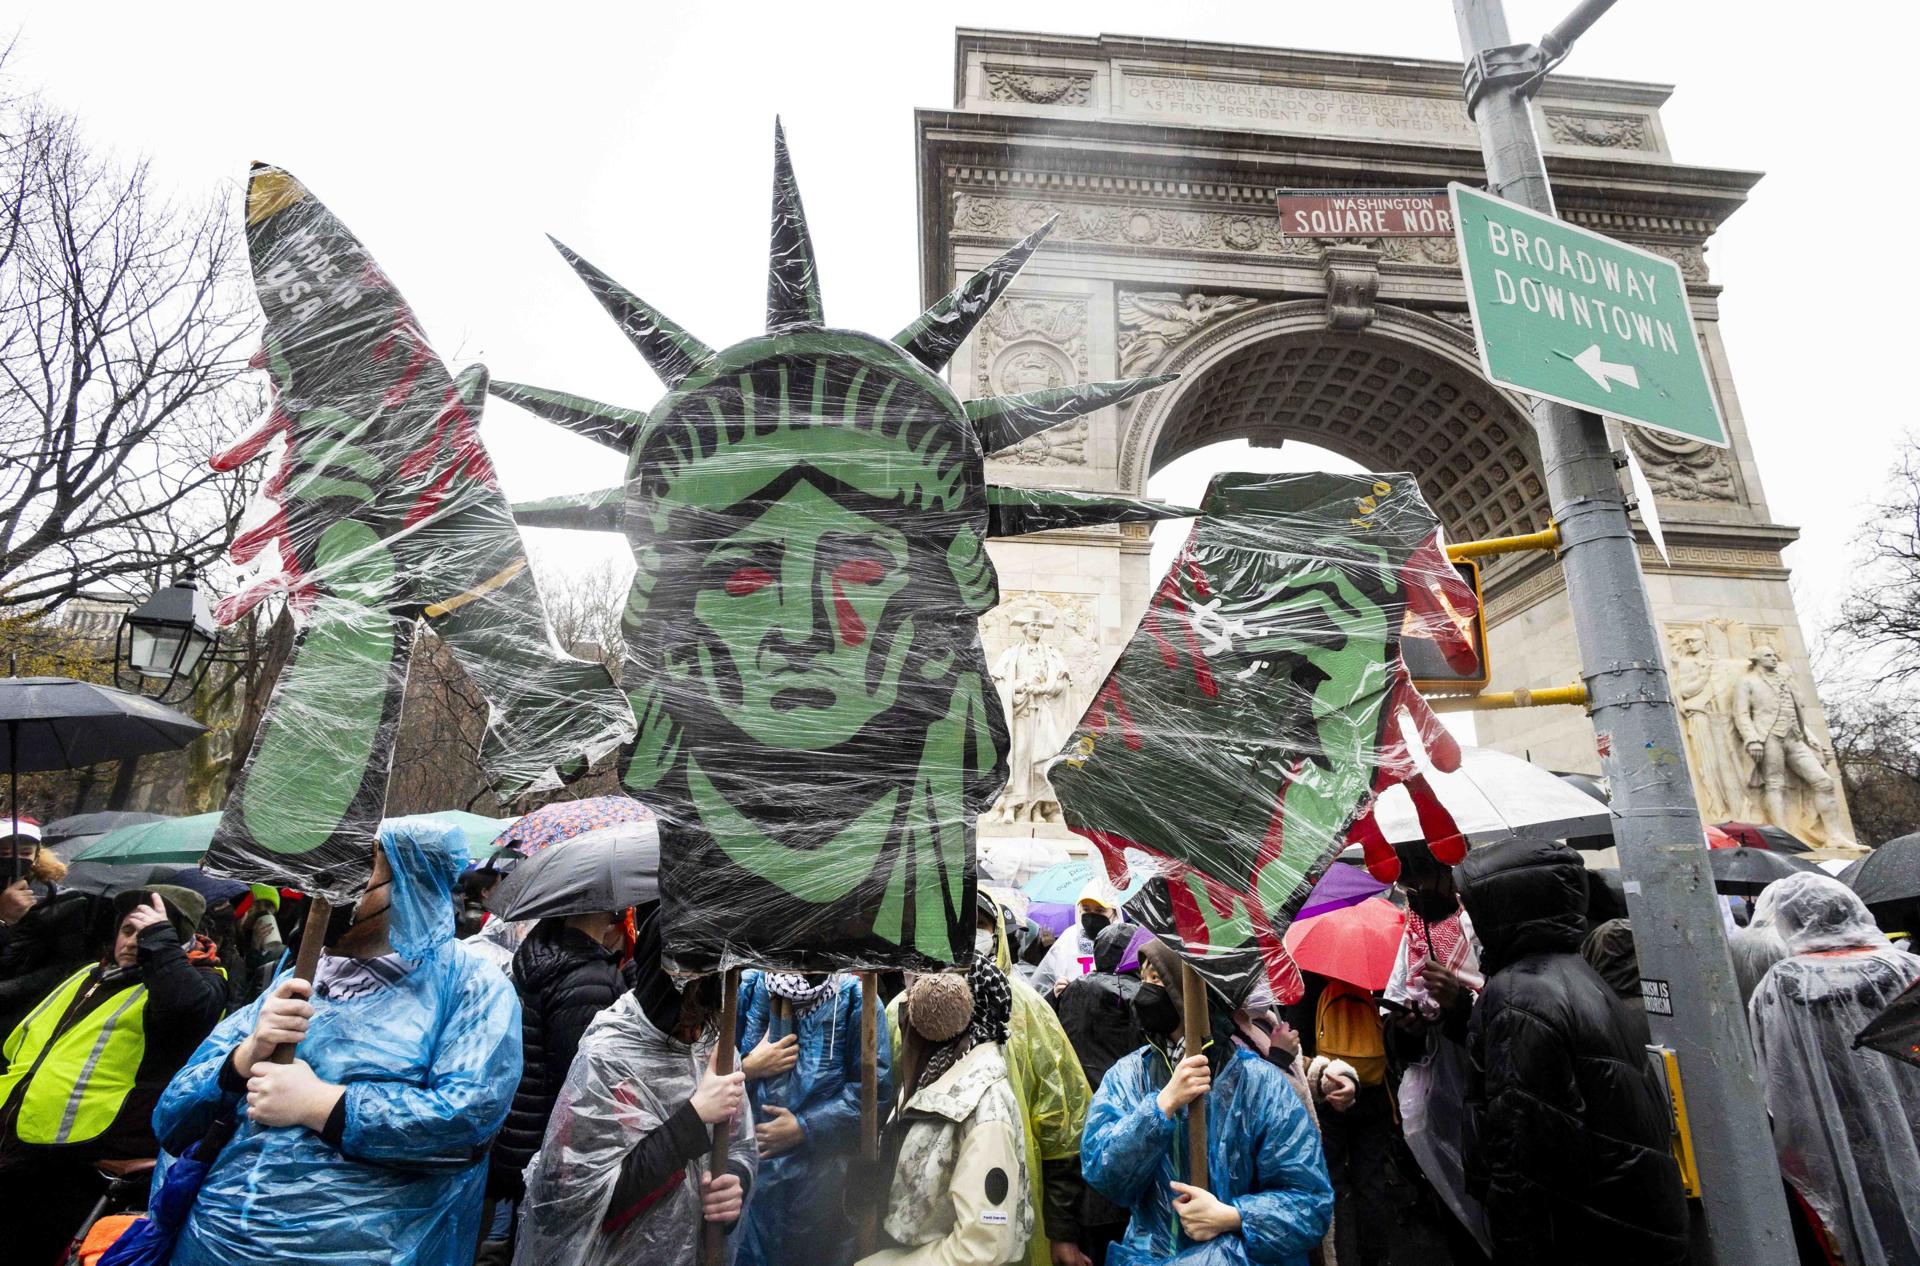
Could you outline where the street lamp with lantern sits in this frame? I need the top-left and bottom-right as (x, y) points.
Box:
(114, 572), (220, 706)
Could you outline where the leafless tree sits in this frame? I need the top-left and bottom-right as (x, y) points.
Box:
(1833, 444), (1920, 686)
(0, 63), (259, 616)
(1820, 683), (1920, 846)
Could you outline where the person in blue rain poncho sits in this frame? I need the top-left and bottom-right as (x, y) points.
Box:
(734, 970), (892, 1266)
(1082, 940), (1332, 1266)
(151, 817), (522, 1266)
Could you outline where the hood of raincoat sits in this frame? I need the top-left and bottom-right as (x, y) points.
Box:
(377, 815), (472, 960)
(1769, 872), (1885, 955)
(1135, 937), (1241, 1073)
(1092, 922), (1134, 974)
(1458, 839), (1589, 975)
(1749, 932), (1920, 1265)
(1580, 918), (1640, 1000)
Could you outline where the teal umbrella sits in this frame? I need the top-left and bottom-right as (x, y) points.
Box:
(408, 810), (516, 860)
(75, 809), (514, 876)
(1021, 859), (1150, 905)
(72, 812), (221, 866)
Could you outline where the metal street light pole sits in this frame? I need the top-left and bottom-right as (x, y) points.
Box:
(1450, 2), (1795, 1262)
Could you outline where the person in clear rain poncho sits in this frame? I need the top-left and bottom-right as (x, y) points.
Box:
(153, 817), (523, 1266)
(1748, 872), (1920, 1266)
(512, 905), (756, 1266)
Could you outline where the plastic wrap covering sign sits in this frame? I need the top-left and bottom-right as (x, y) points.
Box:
(497, 123), (1180, 972)
(202, 165), (634, 900)
(1051, 472), (1480, 1004)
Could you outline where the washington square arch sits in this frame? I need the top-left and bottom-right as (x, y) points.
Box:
(923, 29), (1857, 875)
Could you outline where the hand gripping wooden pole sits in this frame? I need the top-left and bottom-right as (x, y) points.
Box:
(703, 966), (741, 1266)
(269, 896), (331, 1066)
(1181, 961), (1209, 1193)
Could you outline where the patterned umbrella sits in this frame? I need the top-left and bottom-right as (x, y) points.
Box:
(489, 796), (654, 856)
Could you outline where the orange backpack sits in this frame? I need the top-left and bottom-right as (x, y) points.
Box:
(1316, 979), (1387, 1086)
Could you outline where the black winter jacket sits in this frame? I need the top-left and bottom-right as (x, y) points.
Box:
(1456, 839), (1689, 1266)
(486, 920), (623, 1198)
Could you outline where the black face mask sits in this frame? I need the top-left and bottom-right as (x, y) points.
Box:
(322, 879), (391, 949)
(1132, 981), (1181, 1036)
(1080, 911), (1111, 940)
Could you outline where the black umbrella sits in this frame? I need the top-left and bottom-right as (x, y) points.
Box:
(60, 859), (181, 897)
(1715, 821), (1813, 854)
(486, 819), (660, 921)
(1855, 975), (1920, 1069)
(1846, 834), (1920, 906)
(42, 810), (166, 846)
(2, 677), (206, 882)
(1709, 846), (1820, 895)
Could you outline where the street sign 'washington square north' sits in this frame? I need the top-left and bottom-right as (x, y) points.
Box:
(1449, 183), (1728, 447)
(1275, 190), (1453, 237)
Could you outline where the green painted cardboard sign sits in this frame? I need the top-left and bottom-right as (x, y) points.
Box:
(1450, 183), (1728, 447)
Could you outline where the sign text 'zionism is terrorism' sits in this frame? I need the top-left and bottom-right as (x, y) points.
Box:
(1449, 183), (1727, 447)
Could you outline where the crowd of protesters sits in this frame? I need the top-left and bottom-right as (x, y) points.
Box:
(3, 813), (1919, 1266)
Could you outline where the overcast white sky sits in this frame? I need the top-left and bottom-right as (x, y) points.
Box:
(7, 0), (1913, 653)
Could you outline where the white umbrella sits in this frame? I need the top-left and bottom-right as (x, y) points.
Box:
(1368, 745), (1611, 847)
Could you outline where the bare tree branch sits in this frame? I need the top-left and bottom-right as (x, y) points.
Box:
(0, 59), (259, 617)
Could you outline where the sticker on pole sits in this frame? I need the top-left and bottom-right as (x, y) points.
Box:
(1449, 183), (1727, 448)
(1642, 978), (1674, 1017)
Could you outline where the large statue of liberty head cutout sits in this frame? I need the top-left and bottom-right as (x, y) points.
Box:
(496, 123), (1179, 971)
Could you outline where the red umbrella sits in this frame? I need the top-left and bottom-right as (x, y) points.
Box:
(1704, 824), (1738, 850)
(1283, 897), (1407, 991)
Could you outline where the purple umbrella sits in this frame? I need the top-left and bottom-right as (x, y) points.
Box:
(1025, 902), (1078, 936)
(490, 796), (654, 856)
(1297, 862), (1389, 921)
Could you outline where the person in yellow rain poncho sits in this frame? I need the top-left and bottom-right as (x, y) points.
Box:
(893, 892), (1095, 1266)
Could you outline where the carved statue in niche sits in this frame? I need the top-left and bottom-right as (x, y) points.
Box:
(990, 605), (1075, 823)
(1627, 427), (1738, 503)
(1117, 291), (1260, 377)
(1668, 626), (1747, 822)
(1733, 646), (1856, 846)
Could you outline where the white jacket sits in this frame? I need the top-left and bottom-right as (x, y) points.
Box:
(859, 1041), (1034, 1266)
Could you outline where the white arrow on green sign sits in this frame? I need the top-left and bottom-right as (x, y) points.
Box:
(1449, 183), (1727, 447)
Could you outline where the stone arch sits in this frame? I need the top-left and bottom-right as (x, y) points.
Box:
(1119, 301), (1552, 575)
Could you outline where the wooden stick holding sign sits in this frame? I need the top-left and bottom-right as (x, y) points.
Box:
(703, 966), (742, 1266)
(269, 896), (332, 1066)
(859, 970), (880, 1255)
(1181, 961), (1210, 1192)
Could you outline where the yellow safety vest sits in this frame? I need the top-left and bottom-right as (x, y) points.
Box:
(0, 966), (151, 1147)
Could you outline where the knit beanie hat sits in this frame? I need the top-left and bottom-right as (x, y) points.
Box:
(904, 972), (974, 1042)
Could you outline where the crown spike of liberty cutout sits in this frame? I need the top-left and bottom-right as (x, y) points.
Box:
(495, 123), (1186, 539)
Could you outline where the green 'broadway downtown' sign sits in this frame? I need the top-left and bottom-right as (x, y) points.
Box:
(1450, 183), (1727, 447)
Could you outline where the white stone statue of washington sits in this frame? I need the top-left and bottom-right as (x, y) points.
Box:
(991, 607), (1075, 823)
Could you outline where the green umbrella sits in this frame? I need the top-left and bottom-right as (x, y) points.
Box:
(72, 812), (222, 866)
(74, 809), (514, 876)
(405, 810), (516, 859)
